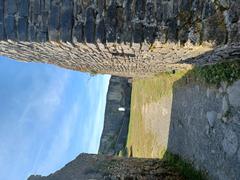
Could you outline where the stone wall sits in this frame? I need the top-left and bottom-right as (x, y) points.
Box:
(98, 75), (131, 155)
(167, 79), (240, 180)
(129, 75), (240, 179)
(28, 153), (183, 180)
(0, 0), (239, 76)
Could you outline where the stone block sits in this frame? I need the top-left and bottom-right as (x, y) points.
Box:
(19, 0), (29, 17)
(85, 7), (95, 43)
(202, 0), (216, 19)
(0, 0), (3, 7)
(60, 0), (74, 42)
(133, 21), (143, 43)
(167, 18), (178, 42)
(144, 25), (156, 44)
(37, 32), (48, 42)
(0, 23), (5, 40)
(106, 1), (117, 42)
(33, 0), (41, 15)
(5, 16), (16, 40)
(28, 24), (36, 41)
(135, 0), (145, 20)
(145, 1), (155, 24)
(96, 17), (106, 43)
(0, 7), (3, 23)
(5, 0), (17, 15)
(18, 17), (28, 41)
(73, 22), (84, 42)
(49, 3), (60, 41)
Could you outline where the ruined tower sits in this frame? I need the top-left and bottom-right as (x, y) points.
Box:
(0, 0), (239, 77)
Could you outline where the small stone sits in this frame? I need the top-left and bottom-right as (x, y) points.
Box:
(206, 111), (217, 128)
(222, 128), (238, 157)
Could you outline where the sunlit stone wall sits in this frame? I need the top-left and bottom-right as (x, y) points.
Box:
(0, 0), (239, 76)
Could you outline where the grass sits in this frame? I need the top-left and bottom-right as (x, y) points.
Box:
(162, 151), (207, 180)
(126, 70), (188, 157)
(126, 71), (206, 178)
(132, 70), (188, 105)
(183, 60), (240, 86)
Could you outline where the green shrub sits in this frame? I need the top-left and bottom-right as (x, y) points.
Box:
(163, 152), (207, 180)
(191, 61), (240, 86)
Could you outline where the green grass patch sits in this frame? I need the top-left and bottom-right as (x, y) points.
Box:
(186, 60), (240, 86)
(132, 70), (188, 105)
(162, 151), (207, 180)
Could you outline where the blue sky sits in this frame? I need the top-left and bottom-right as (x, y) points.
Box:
(0, 56), (110, 180)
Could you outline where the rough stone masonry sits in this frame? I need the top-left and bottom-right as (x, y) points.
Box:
(28, 153), (184, 180)
(0, 0), (239, 77)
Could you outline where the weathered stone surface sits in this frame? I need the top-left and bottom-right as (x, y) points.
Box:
(0, 0), (239, 76)
(222, 95), (229, 117)
(96, 16), (106, 43)
(5, 0), (17, 15)
(18, 17), (28, 41)
(85, 7), (96, 43)
(49, 1), (60, 41)
(105, 1), (117, 42)
(0, 5), (4, 40)
(227, 80), (240, 108)
(0, 0), (239, 44)
(222, 127), (238, 157)
(99, 76), (131, 155)
(60, 0), (73, 42)
(166, 78), (240, 179)
(4, 16), (16, 40)
(28, 153), (183, 180)
(19, 0), (29, 17)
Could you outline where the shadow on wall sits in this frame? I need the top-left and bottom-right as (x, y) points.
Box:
(165, 62), (240, 180)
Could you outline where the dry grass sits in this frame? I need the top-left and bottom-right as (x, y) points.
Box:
(126, 71), (188, 157)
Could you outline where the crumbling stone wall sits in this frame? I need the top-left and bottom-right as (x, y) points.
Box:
(28, 153), (183, 180)
(168, 79), (240, 180)
(99, 76), (131, 155)
(0, 0), (239, 76)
